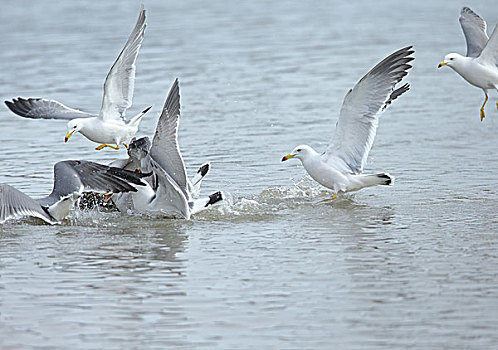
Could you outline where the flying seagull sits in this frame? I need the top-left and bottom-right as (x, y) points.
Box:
(0, 160), (149, 224)
(4, 6), (151, 150)
(438, 7), (498, 121)
(282, 46), (414, 198)
(113, 78), (223, 219)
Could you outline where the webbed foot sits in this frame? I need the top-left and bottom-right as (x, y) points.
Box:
(480, 92), (489, 122)
(96, 143), (120, 150)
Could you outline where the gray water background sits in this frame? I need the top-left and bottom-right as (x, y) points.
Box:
(1, 0), (498, 348)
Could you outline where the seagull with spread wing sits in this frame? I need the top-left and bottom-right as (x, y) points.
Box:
(4, 6), (150, 150)
(0, 161), (149, 224)
(113, 78), (223, 219)
(438, 7), (498, 121)
(109, 136), (210, 198)
(282, 46), (414, 198)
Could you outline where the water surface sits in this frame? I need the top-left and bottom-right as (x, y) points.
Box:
(1, 0), (498, 348)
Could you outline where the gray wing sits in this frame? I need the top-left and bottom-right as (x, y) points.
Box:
(0, 184), (57, 224)
(108, 158), (131, 169)
(4, 98), (95, 120)
(144, 156), (190, 219)
(39, 160), (149, 207)
(149, 78), (189, 198)
(477, 24), (498, 67)
(99, 6), (146, 122)
(324, 46), (414, 174)
(459, 7), (488, 58)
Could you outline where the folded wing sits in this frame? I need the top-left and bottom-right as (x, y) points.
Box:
(325, 46), (414, 174)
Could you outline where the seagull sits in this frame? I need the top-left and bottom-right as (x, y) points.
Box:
(109, 136), (210, 197)
(0, 160), (150, 224)
(4, 6), (151, 150)
(108, 136), (153, 171)
(281, 46), (414, 199)
(113, 78), (223, 219)
(438, 7), (498, 121)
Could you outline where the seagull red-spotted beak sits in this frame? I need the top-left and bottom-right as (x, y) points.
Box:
(65, 130), (75, 143)
(281, 154), (295, 162)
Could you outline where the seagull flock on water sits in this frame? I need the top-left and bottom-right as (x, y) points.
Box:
(1, 5), (497, 224)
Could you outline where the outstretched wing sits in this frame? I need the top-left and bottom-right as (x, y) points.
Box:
(324, 46), (414, 174)
(99, 6), (146, 122)
(149, 78), (189, 198)
(459, 7), (489, 58)
(477, 23), (498, 67)
(4, 98), (95, 120)
(0, 184), (57, 224)
(38, 160), (149, 207)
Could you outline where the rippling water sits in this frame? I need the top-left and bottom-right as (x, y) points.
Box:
(1, 0), (498, 348)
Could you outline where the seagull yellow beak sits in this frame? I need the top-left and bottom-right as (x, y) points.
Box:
(438, 62), (447, 68)
(65, 130), (75, 143)
(281, 154), (295, 162)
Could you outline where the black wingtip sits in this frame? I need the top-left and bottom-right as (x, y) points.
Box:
(4, 99), (21, 116)
(4, 97), (42, 118)
(142, 105), (152, 114)
(197, 163), (210, 177)
(4, 99), (16, 110)
(205, 191), (224, 207)
(106, 166), (151, 189)
(377, 173), (394, 186)
(461, 6), (474, 14)
(383, 83), (410, 110)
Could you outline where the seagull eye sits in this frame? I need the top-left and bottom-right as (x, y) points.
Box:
(296, 149), (302, 152)
(450, 58), (454, 61)
(73, 126), (77, 129)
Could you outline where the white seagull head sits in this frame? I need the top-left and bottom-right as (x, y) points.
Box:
(65, 118), (88, 143)
(281, 144), (317, 162)
(438, 53), (466, 70)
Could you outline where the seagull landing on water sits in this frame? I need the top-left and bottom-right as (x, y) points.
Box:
(282, 46), (414, 199)
(4, 6), (151, 150)
(438, 7), (498, 121)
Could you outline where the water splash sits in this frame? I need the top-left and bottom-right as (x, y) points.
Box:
(1, 177), (354, 226)
(195, 176), (349, 221)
